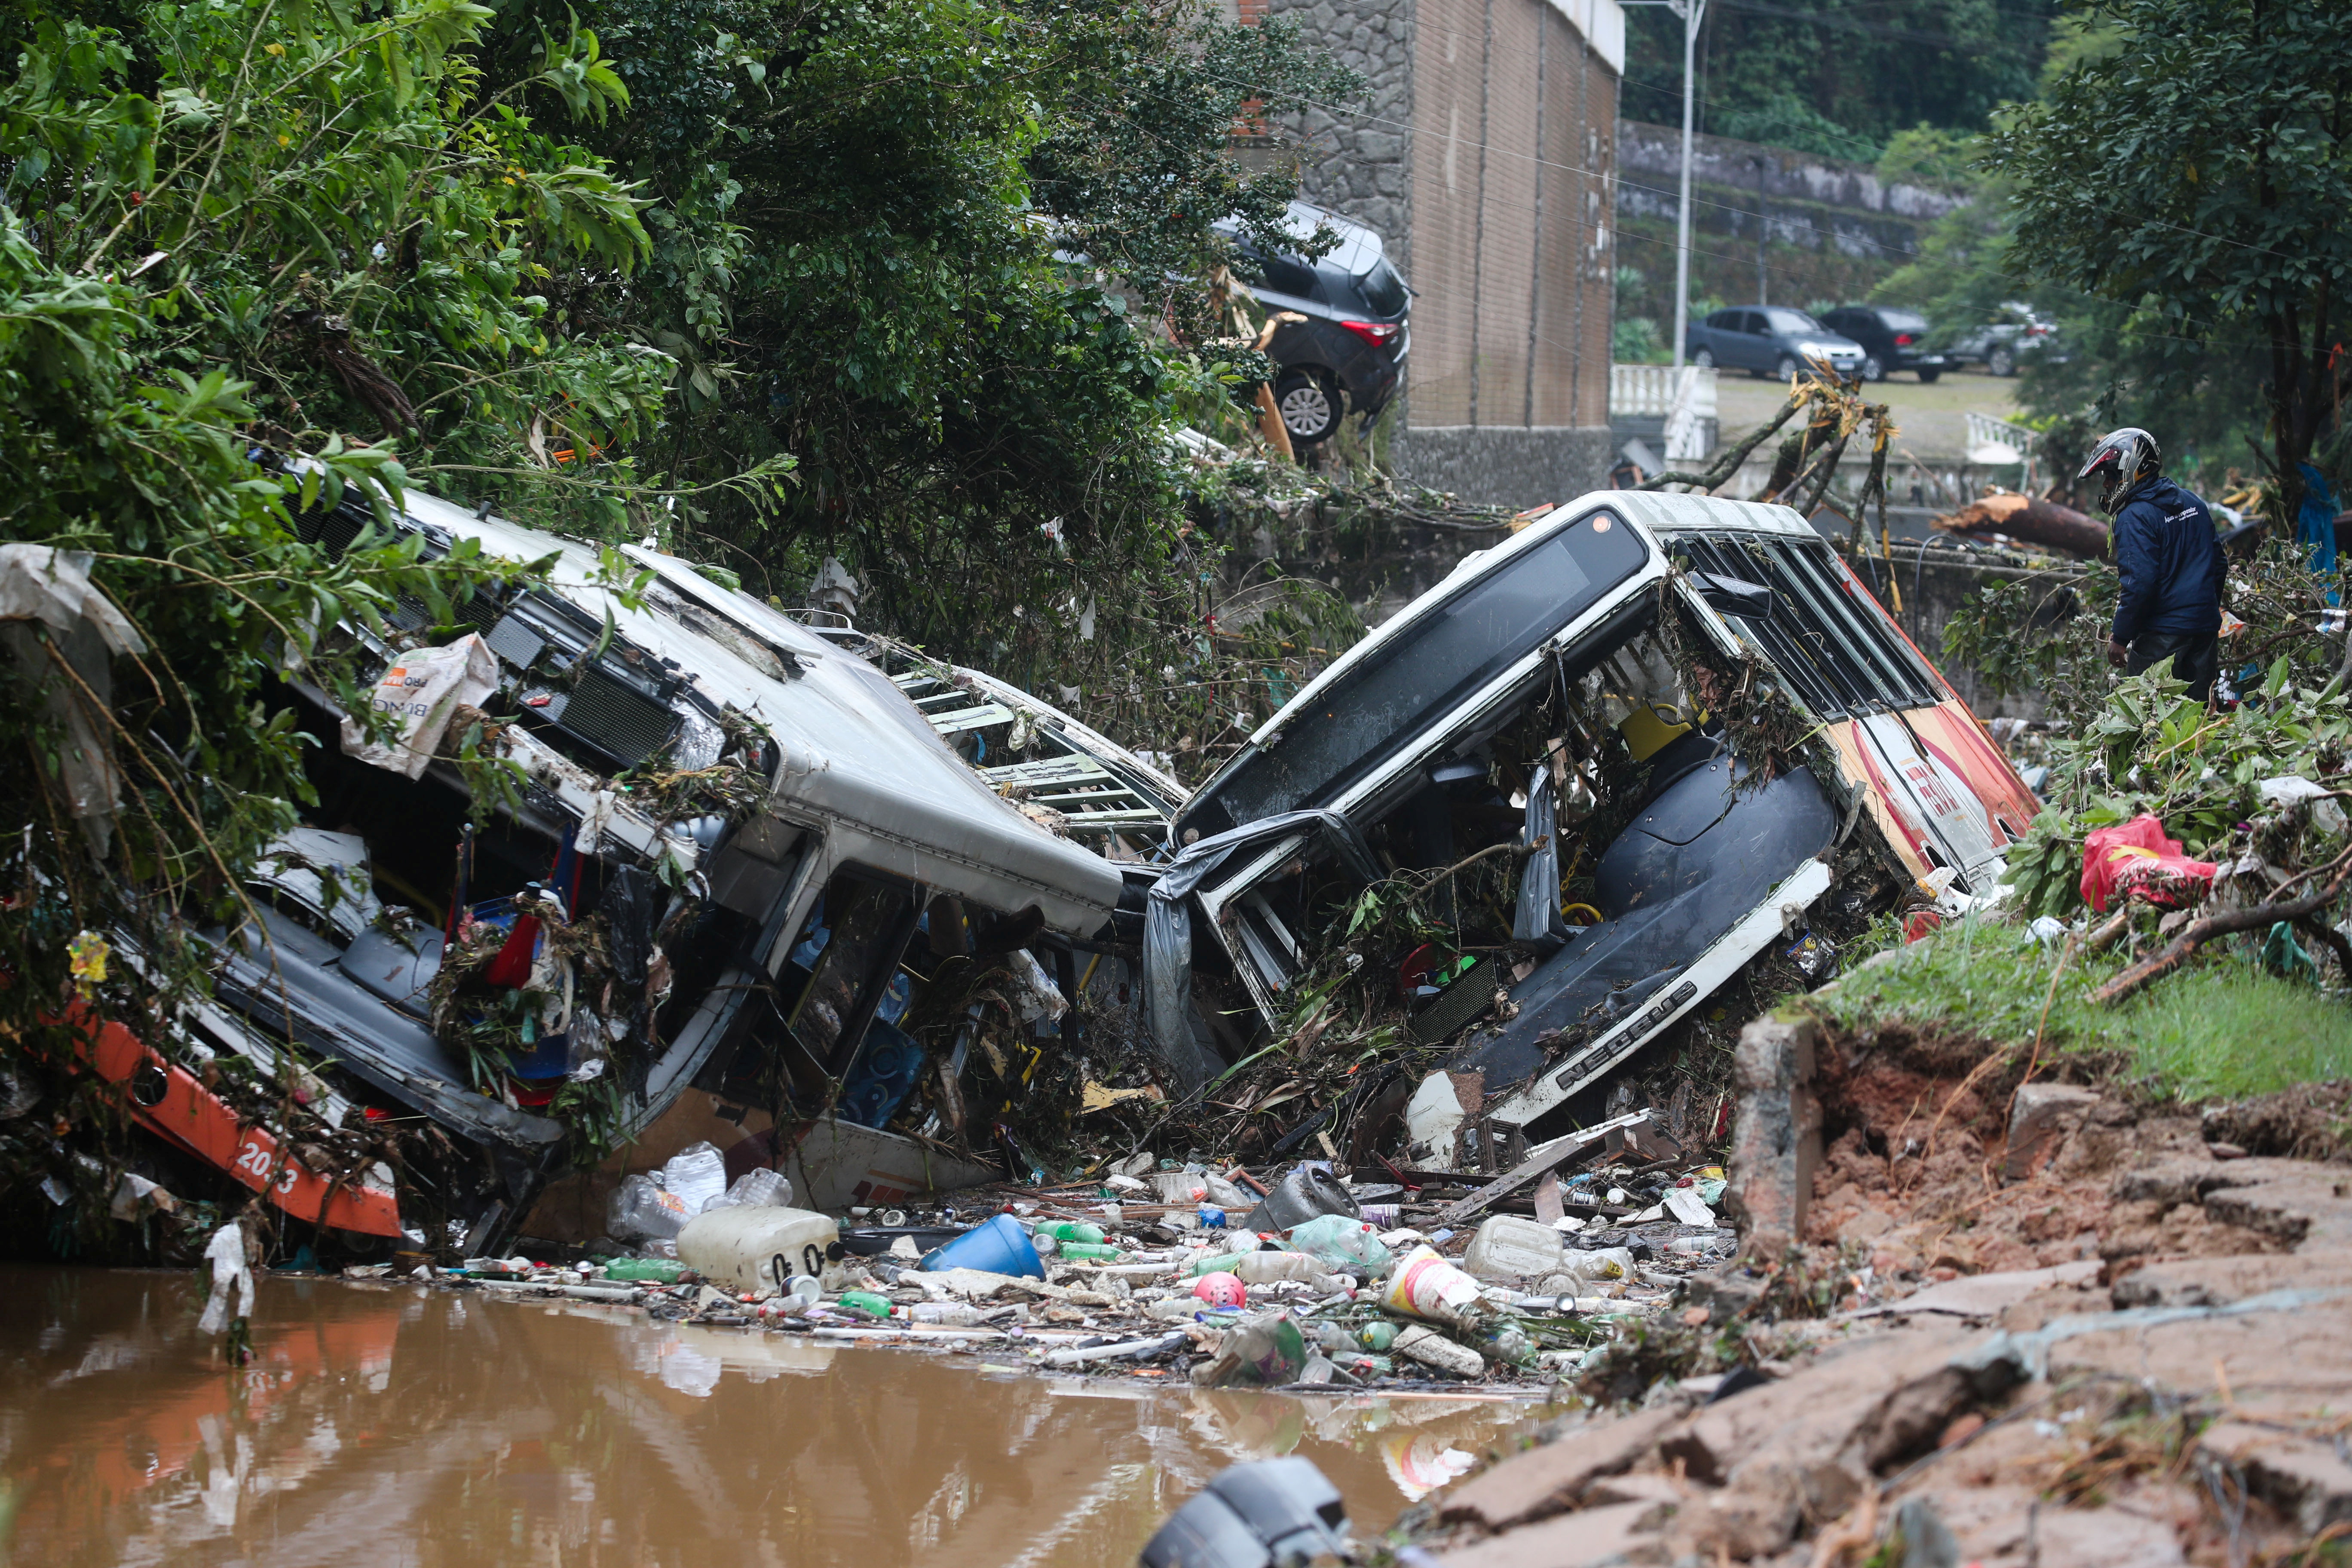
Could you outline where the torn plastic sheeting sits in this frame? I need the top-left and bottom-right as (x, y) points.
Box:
(0, 546), (149, 853)
(1142, 809), (1378, 1093)
(0, 545), (147, 655)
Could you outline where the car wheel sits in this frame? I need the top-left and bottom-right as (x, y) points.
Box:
(1775, 354), (1801, 382)
(1274, 370), (1341, 446)
(1692, 347), (1716, 370)
(1988, 344), (2017, 377)
(1916, 368), (1942, 384)
(1860, 354), (1885, 383)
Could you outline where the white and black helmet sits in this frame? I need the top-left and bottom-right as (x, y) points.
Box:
(2078, 427), (2162, 512)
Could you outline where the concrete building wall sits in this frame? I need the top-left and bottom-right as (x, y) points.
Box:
(1267, 0), (1623, 509)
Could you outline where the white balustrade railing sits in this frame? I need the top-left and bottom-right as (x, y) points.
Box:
(1610, 364), (1717, 463)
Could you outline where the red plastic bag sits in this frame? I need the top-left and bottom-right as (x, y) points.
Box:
(2079, 816), (2216, 913)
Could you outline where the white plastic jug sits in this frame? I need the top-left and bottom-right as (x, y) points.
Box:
(676, 1206), (841, 1292)
(1461, 1215), (1565, 1282)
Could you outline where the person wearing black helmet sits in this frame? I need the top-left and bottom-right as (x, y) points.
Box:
(2079, 427), (2226, 699)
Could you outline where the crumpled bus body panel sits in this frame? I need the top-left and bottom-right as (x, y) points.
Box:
(1158, 490), (2037, 1152)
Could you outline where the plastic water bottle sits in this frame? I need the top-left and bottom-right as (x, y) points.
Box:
(1032, 1221), (1106, 1244)
(909, 1302), (985, 1326)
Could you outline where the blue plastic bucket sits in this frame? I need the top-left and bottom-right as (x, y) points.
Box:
(917, 1212), (1043, 1279)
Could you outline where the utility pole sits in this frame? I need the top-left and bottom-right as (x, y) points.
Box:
(1626, 0), (1707, 368)
(1752, 155), (1767, 306)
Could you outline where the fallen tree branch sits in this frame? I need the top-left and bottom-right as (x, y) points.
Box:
(1637, 386), (1809, 493)
(1933, 492), (2107, 558)
(2093, 854), (2352, 1005)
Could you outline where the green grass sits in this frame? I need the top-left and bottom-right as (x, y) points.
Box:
(1812, 914), (2352, 1100)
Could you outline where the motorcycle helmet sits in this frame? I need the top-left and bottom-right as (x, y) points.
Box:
(2078, 427), (2162, 513)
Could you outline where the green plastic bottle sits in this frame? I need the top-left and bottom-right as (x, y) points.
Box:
(603, 1259), (686, 1283)
(1032, 1222), (1106, 1245)
(1056, 1242), (1123, 1262)
(1188, 1253), (1246, 1277)
(834, 1291), (893, 1320)
(1357, 1319), (1398, 1352)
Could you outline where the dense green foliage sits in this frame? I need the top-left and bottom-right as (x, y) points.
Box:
(0, 0), (1358, 1171)
(1620, 0), (2055, 162)
(0, 0), (665, 1026)
(464, 0), (1356, 702)
(1990, 0), (2352, 515)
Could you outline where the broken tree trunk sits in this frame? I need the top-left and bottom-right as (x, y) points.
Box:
(2093, 854), (2352, 1005)
(1933, 492), (2107, 558)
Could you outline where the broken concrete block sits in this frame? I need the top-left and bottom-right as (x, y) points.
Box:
(2200, 1159), (2352, 1250)
(1437, 1406), (1680, 1532)
(2002, 1082), (2102, 1182)
(1724, 1014), (1819, 1258)
(1435, 1496), (1673, 1568)
(2199, 1421), (2352, 1535)
(2110, 1247), (2352, 1309)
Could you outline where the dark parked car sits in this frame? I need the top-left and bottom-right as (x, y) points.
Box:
(1945, 302), (2060, 377)
(1819, 306), (1946, 383)
(1217, 202), (1410, 446)
(1683, 306), (1863, 380)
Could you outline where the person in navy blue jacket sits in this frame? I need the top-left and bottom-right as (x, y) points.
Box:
(2079, 427), (2226, 699)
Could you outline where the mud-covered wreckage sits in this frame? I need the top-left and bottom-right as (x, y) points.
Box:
(138, 482), (2031, 1249)
(1145, 490), (2040, 1163)
(163, 482), (1173, 1254)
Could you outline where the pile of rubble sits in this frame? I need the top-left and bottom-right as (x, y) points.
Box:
(1386, 1017), (2352, 1566)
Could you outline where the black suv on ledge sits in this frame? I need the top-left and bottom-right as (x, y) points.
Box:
(1217, 202), (1411, 447)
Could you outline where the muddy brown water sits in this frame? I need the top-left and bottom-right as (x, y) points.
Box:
(0, 1266), (1549, 1566)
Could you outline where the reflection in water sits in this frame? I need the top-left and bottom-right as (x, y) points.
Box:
(0, 1267), (1547, 1567)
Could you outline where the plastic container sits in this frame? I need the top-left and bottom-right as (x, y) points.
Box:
(835, 1291), (892, 1320)
(1288, 1214), (1393, 1274)
(1189, 1312), (1307, 1388)
(1056, 1241), (1123, 1263)
(1392, 1324), (1485, 1378)
(1032, 1221), (1105, 1245)
(1381, 1245), (1487, 1326)
(1197, 1206), (1227, 1230)
(674, 1205), (842, 1292)
(1151, 1171), (1203, 1204)
(706, 1168), (794, 1211)
(1202, 1173), (1252, 1210)
(602, 1257), (686, 1283)
(1559, 1246), (1635, 1283)
(1357, 1319), (1398, 1352)
(1242, 1165), (1360, 1232)
(1462, 1215), (1566, 1282)
(1475, 1319), (1538, 1366)
(1192, 1251), (1344, 1289)
(607, 1174), (692, 1242)
(918, 1212), (1045, 1279)
(660, 1141), (729, 1216)
(909, 1301), (987, 1326)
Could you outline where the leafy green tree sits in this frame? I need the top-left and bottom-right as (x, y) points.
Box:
(1621, 0), (2055, 160)
(1991, 0), (2352, 519)
(0, 0), (665, 1028)
(479, 0), (1356, 714)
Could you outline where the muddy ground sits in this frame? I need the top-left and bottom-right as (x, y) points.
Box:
(1396, 1020), (2352, 1566)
